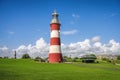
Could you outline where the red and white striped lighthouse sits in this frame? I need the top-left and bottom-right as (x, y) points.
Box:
(49, 11), (63, 63)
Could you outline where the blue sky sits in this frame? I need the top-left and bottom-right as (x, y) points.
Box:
(0, 0), (120, 49)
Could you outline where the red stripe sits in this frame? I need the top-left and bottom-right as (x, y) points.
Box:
(50, 23), (60, 30)
(49, 53), (63, 63)
(50, 38), (60, 45)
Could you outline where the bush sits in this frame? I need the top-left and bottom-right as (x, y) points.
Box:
(74, 57), (79, 59)
(22, 54), (31, 59)
(96, 61), (99, 63)
(4, 56), (8, 59)
(102, 58), (112, 63)
(102, 58), (108, 61)
(72, 59), (77, 62)
(34, 57), (41, 61)
(34, 57), (46, 62)
(117, 55), (120, 60)
(0, 57), (2, 58)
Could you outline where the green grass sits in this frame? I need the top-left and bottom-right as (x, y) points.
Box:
(0, 59), (120, 80)
(115, 60), (120, 64)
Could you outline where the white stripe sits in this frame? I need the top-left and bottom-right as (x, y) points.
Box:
(49, 45), (61, 53)
(51, 30), (60, 38)
(51, 18), (59, 24)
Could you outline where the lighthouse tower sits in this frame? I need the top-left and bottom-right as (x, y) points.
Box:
(49, 11), (63, 63)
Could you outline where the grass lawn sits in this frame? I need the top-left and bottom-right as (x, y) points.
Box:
(0, 59), (120, 80)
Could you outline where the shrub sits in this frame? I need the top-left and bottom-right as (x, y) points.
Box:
(72, 59), (76, 62)
(34, 57), (41, 61)
(117, 55), (120, 60)
(4, 56), (8, 59)
(102, 58), (108, 61)
(96, 61), (99, 63)
(22, 54), (31, 59)
(102, 58), (112, 63)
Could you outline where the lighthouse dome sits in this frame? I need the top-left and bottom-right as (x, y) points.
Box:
(51, 11), (60, 24)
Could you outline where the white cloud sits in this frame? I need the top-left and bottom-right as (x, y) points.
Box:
(72, 14), (80, 18)
(61, 38), (120, 57)
(104, 13), (119, 19)
(36, 38), (47, 49)
(0, 46), (13, 57)
(92, 36), (100, 42)
(61, 29), (78, 35)
(0, 37), (120, 59)
(93, 42), (101, 47)
(15, 38), (49, 58)
(8, 31), (15, 35)
(70, 14), (80, 24)
(109, 39), (120, 53)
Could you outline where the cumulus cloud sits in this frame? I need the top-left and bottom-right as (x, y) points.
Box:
(61, 39), (91, 57)
(0, 37), (120, 58)
(15, 38), (49, 58)
(0, 46), (13, 57)
(92, 36), (100, 42)
(61, 29), (78, 35)
(70, 14), (80, 24)
(93, 42), (101, 47)
(36, 38), (47, 49)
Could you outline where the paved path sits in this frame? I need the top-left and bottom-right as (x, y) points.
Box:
(116, 63), (120, 66)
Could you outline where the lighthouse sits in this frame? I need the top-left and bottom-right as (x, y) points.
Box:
(49, 11), (63, 63)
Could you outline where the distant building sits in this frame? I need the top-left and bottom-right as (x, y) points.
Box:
(96, 54), (117, 60)
(81, 54), (97, 63)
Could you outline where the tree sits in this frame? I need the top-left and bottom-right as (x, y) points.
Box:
(74, 57), (79, 59)
(4, 56), (8, 59)
(63, 56), (68, 58)
(34, 56), (42, 61)
(14, 50), (16, 59)
(63, 56), (73, 62)
(22, 53), (31, 59)
(117, 55), (120, 60)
